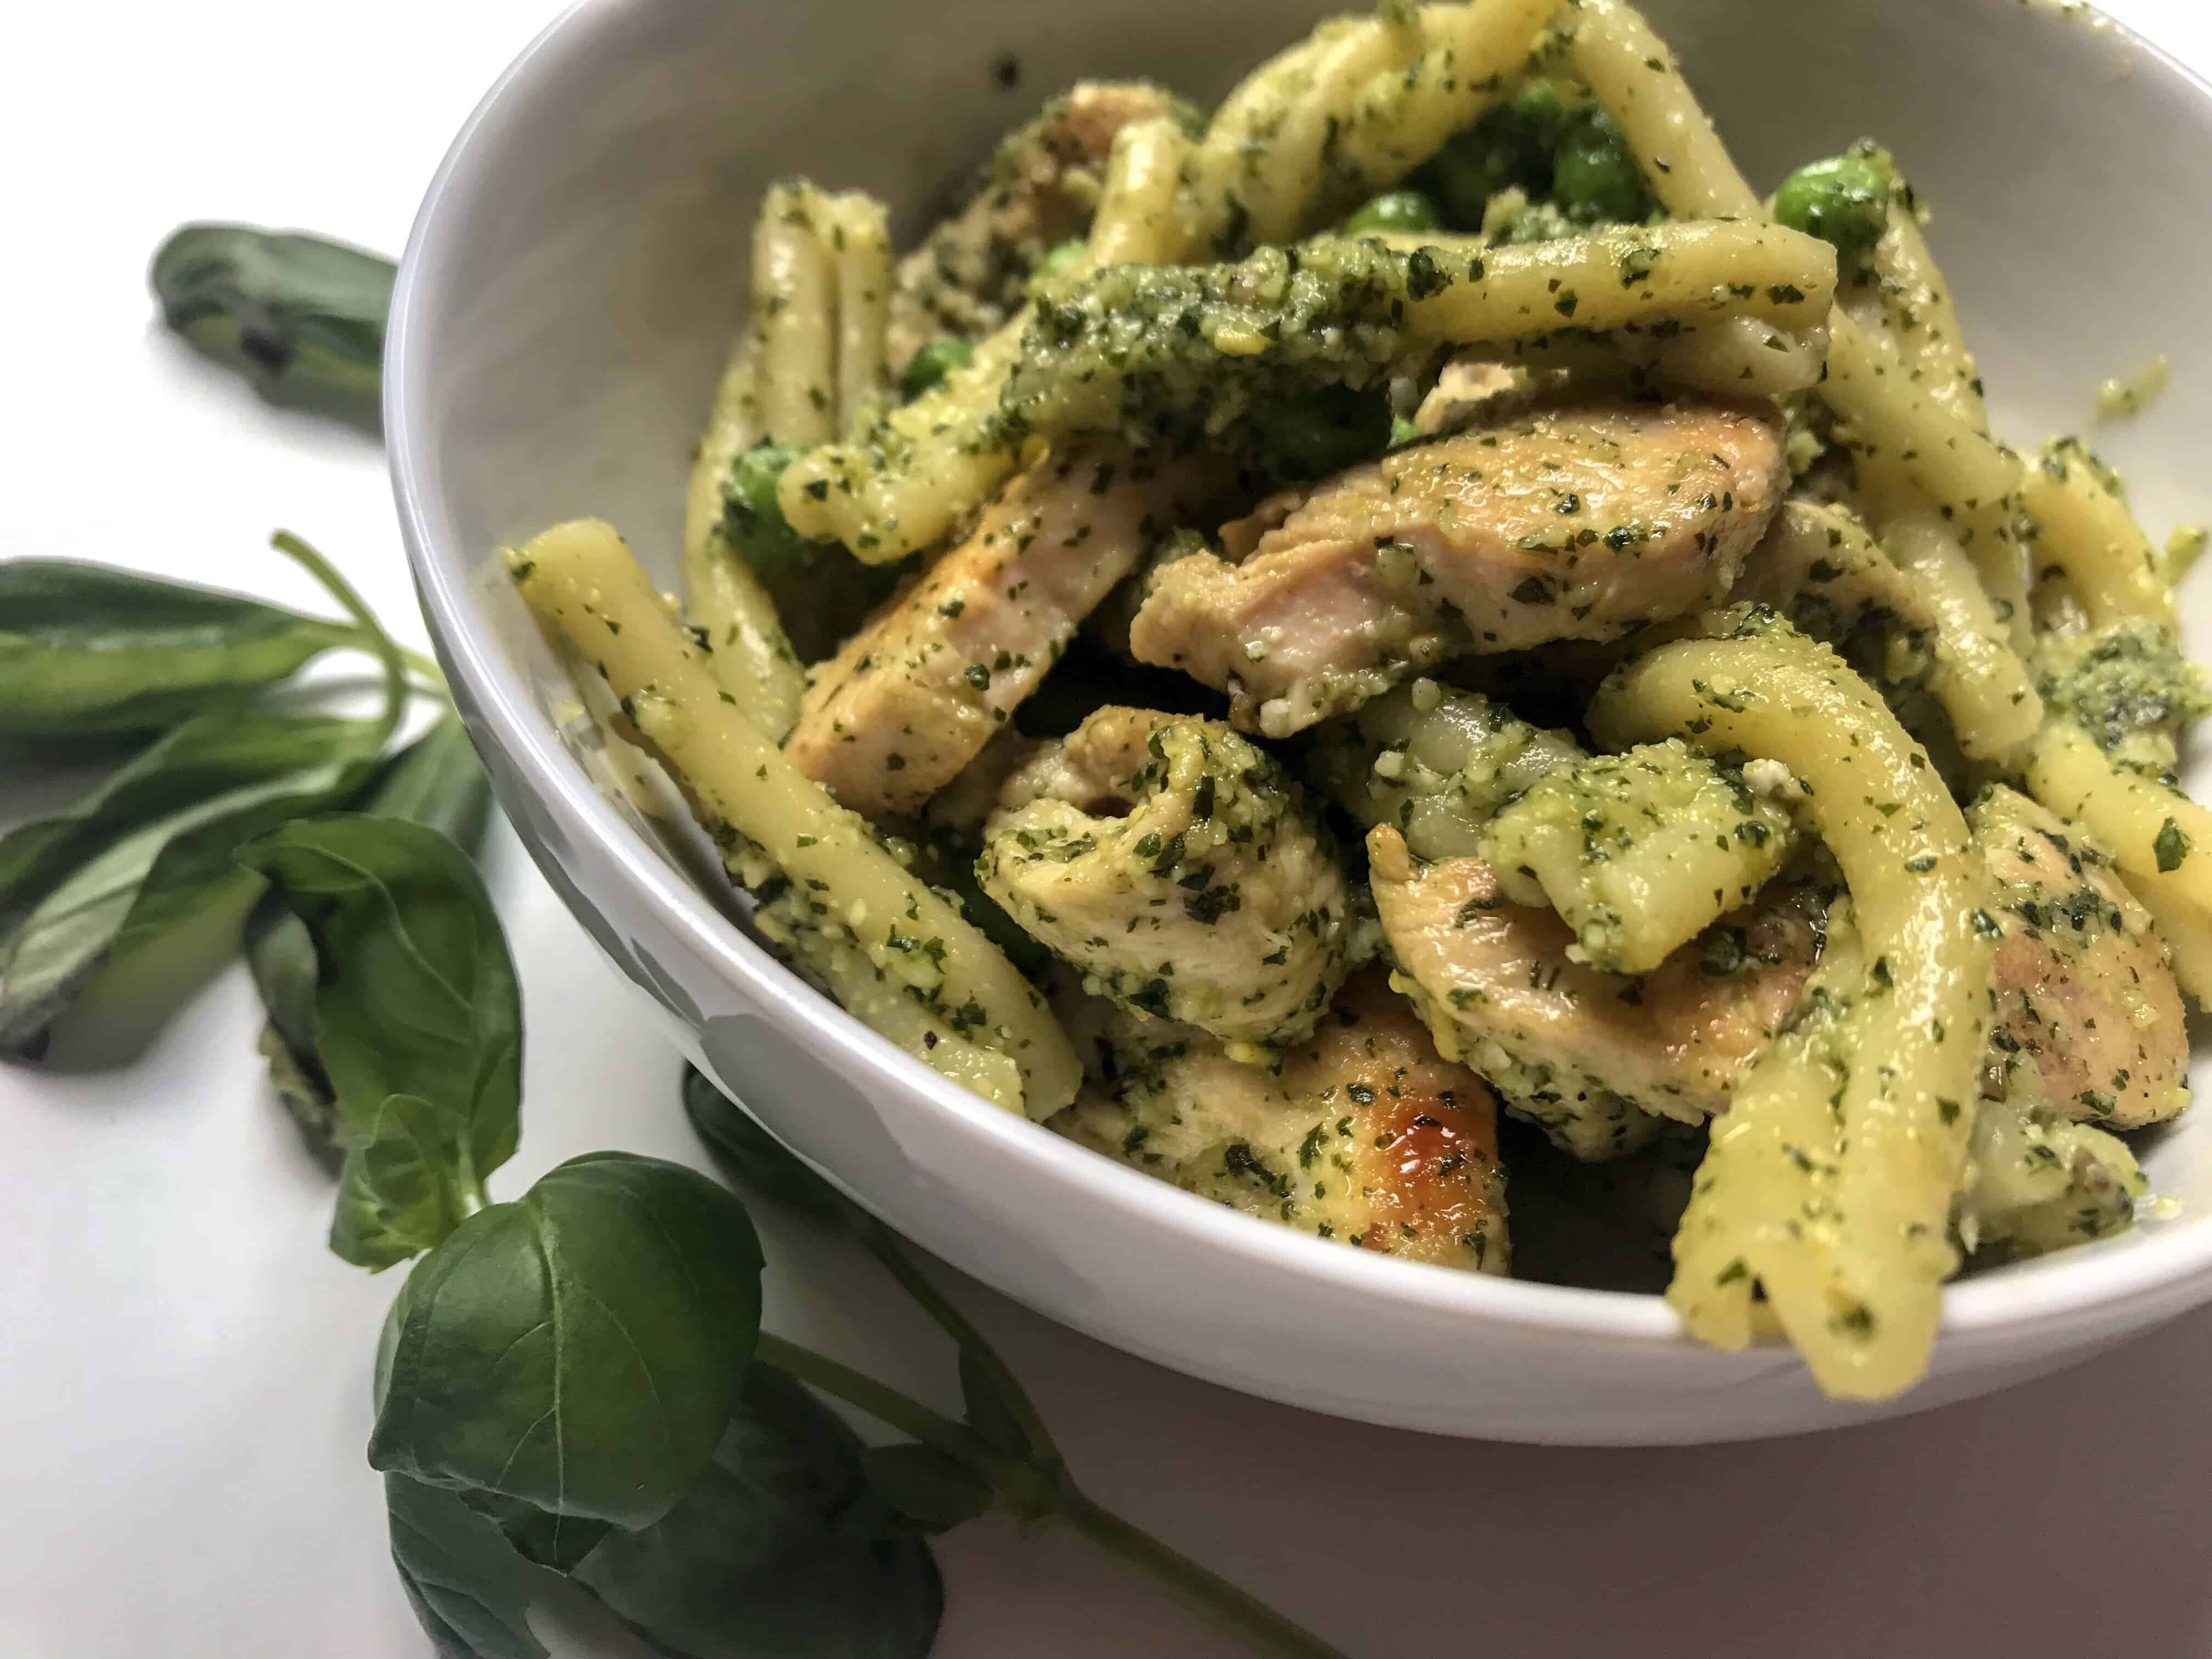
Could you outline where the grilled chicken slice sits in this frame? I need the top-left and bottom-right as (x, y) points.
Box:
(785, 445), (1215, 818)
(979, 707), (1355, 1048)
(1052, 966), (1510, 1272)
(886, 81), (1188, 370)
(1976, 786), (2188, 1127)
(1368, 825), (1822, 1159)
(1130, 396), (1787, 736)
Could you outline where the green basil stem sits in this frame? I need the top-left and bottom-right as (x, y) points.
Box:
(752, 1333), (997, 1466)
(1056, 1493), (1352, 1659)
(858, 1223), (1063, 1464)
(268, 531), (408, 746)
(752, 1332), (1351, 1659)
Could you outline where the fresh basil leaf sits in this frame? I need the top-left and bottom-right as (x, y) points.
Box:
(0, 726), (384, 1060)
(462, 1492), (615, 1578)
(857, 1443), (996, 1536)
(369, 1153), (765, 1529)
(247, 716), (493, 1148)
(331, 1093), (478, 1271)
(568, 1366), (942, 1659)
(241, 815), (518, 1177)
(151, 223), (393, 409)
(681, 1063), (854, 1228)
(0, 709), (369, 915)
(0, 560), (354, 739)
(386, 1475), (552, 1659)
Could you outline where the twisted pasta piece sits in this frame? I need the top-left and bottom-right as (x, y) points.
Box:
(1589, 609), (1995, 1400)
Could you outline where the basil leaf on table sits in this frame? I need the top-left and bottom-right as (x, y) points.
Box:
(370, 1152), (764, 1528)
(243, 815), (520, 1191)
(0, 559), (355, 740)
(386, 1475), (553, 1659)
(567, 1365), (942, 1659)
(246, 716), (492, 1149)
(330, 1093), (480, 1272)
(0, 709), (370, 911)
(150, 223), (393, 408)
(0, 716), (386, 1060)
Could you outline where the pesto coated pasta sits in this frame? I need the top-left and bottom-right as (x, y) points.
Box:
(508, 0), (2209, 1403)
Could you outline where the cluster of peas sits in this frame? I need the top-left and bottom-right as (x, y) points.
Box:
(1341, 78), (1656, 239)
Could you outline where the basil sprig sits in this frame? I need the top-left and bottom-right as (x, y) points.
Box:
(0, 534), (414, 1059)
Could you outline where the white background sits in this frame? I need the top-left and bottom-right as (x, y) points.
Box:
(5, 3), (2212, 1655)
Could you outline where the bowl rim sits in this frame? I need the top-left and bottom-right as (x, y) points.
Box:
(387, 0), (2212, 1363)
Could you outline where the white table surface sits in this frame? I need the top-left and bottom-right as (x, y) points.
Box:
(6, 3), (2212, 1655)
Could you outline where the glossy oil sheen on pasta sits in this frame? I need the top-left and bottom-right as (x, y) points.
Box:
(506, 0), (2205, 1403)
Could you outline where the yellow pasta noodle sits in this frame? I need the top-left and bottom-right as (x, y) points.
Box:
(2025, 718), (2212, 919)
(1088, 117), (1199, 267)
(680, 340), (807, 735)
(826, 190), (893, 431)
(1872, 499), (2044, 755)
(1563, 0), (1757, 219)
(752, 181), (840, 447)
(1590, 612), (1995, 1399)
(1860, 194), (1988, 432)
(506, 517), (1082, 1118)
(2021, 441), (2179, 632)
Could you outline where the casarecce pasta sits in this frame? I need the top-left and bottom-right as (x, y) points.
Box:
(507, 0), (2205, 1401)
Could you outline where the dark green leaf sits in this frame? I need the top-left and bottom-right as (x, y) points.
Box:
(331, 1094), (478, 1271)
(241, 816), (519, 1178)
(0, 709), (367, 912)
(247, 717), (493, 1146)
(0, 724), (383, 1060)
(151, 223), (393, 408)
(0, 560), (353, 738)
(958, 1345), (1032, 1459)
(568, 1366), (941, 1658)
(858, 1443), (996, 1536)
(681, 1063), (854, 1227)
(386, 1475), (552, 1659)
(461, 1491), (615, 1578)
(370, 1153), (764, 1528)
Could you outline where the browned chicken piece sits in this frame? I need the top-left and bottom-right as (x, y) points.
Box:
(1052, 966), (1510, 1272)
(1974, 786), (2189, 1127)
(1368, 825), (1822, 1160)
(784, 445), (1218, 819)
(1129, 397), (1787, 737)
(885, 82), (1188, 370)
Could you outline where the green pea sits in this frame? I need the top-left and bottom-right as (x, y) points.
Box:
(1771, 155), (1893, 262)
(1551, 108), (1653, 225)
(1418, 117), (1548, 229)
(899, 335), (974, 400)
(719, 443), (816, 574)
(1506, 78), (1570, 143)
(1033, 238), (1087, 281)
(1342, 189), (1443, 236)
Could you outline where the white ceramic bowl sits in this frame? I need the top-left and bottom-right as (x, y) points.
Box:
(390, 0), (2212, 1442)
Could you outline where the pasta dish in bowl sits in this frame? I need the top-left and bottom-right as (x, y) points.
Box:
(392, 0), (2212, 1437)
